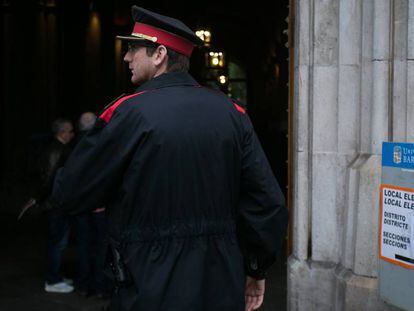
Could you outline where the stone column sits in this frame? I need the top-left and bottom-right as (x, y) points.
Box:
(288, 0), (414, 309)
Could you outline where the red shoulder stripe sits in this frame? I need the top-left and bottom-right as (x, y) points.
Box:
(233, 102), (246, 114)
(99, 91), (147, 123)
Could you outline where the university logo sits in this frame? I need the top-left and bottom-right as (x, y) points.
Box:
(393, 146), (402, 164)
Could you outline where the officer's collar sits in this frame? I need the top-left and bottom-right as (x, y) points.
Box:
(135, 71), (199, 92)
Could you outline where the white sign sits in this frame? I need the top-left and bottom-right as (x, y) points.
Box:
(380, 185), (414, 269)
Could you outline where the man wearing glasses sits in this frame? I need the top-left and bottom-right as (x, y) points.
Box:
(50, 6), (288, 311)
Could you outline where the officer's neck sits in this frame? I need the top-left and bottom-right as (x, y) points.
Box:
(152, 62), (168, 79)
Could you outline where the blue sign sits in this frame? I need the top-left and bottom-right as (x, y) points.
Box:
(382, 142), (414, 169)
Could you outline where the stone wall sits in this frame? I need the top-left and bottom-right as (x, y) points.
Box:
(289, 0), (414, 309)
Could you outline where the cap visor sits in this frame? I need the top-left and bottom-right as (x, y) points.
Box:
(116, 35), (147, 41)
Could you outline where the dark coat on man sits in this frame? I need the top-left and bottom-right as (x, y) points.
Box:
(35, 138), (71, 203)
(51, 72), (288, 311)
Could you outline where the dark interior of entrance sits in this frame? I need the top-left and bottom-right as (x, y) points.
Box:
(0, 1), (290, 310)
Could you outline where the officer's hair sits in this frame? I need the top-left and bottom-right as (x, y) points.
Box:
(51, 118), (71, 136)
(145, 43), (190, 72)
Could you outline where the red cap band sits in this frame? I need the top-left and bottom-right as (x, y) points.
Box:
(132, 22), (194, 57)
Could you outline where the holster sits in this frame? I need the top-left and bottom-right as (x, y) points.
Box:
(107, 240), (132, 288)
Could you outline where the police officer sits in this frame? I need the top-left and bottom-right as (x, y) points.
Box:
(50, 6), (288, 311)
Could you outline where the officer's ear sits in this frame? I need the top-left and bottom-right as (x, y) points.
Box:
(152, 45), (168, 67)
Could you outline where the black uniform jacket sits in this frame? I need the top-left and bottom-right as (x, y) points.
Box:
(51, 72), (288, 311)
